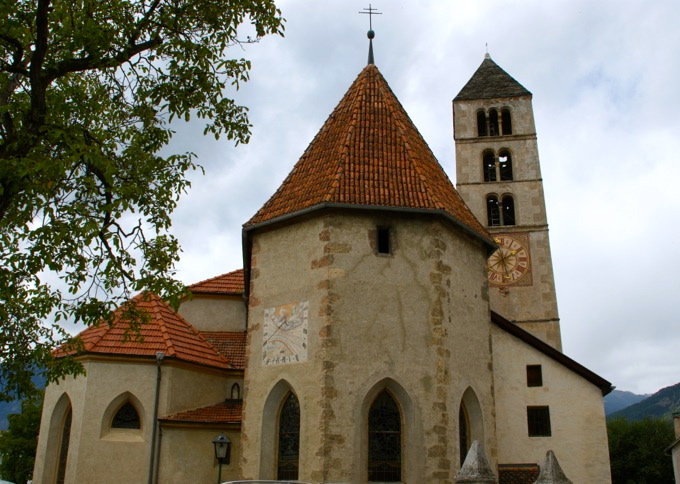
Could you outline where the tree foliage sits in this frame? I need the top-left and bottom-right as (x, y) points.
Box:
(0, 392), (42, 483)
(607, 417), (675, 484)
(0, 0), (283, 400)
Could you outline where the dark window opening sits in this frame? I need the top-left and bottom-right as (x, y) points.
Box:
(527, 406), (551, 437)
(526, 365), (543, 387)
(498, 150), (513, 181)
(501, 108), (513, 135)
(477, 110), (487, 137)
(277, 393), (300, 480)
(489, 109), (499, 136)
(483, 151), (497, 182)
(459, 405), (470, 467)
(368, 391), (402, 482)
(112, 402), (141, 429)
(377, 227), (391, 254)
(231, 383), (241, 400)
(501, 195), (515, 226)
(56, 407), (72, 484)
(486, 195), (500, 226)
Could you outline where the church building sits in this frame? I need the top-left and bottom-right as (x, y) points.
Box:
(32, 44), (613, 483)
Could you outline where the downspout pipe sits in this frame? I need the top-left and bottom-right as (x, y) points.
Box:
(148, 351), (164, 484)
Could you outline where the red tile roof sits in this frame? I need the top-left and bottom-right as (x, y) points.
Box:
(57, 292), (231, 369)
(160, 399), (242, 424)
(245, 64), (490, 243)
(200, 331), (247, 370)
(188, 269), (244, 295)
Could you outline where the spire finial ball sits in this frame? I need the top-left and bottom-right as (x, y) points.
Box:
(367, 29), (375, 39)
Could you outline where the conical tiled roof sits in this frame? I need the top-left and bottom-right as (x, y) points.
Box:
(57, 292), (232, 369)
(455, 55), (531, 101)
(246, 64), (490, 243)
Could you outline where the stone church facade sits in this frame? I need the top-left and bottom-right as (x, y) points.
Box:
(33, 55), (613, 483)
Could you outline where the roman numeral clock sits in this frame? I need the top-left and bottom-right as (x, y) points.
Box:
(487, 234), (532, 286)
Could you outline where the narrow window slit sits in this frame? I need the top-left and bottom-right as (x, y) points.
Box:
(377, 227), (391, 254)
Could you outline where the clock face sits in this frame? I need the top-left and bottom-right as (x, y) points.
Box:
(262, 301), (308, 366)
(488, 234), (532, 286)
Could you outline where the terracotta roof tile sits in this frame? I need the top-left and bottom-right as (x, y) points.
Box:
(56, 293), (231, 369)
(455, 55), (531, 101)
(498, 465), (540, 484)
(200, 331), (247, 370)
(245, 64), (491, 243)
(188, 269), (244, 295)
(160, 399), (242, 424)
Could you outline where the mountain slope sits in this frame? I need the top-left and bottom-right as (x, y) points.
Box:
(609, 382), (680, 421)
(604, 389), (650, 415)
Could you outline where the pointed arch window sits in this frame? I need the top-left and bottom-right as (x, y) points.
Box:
(489, 109), (499, 136)
(477, 110), (488, 137)
(56, 406), (72, 484)
(231, 383), (241, 400)
(501, 108), (513, 135)
(112, 402), (141, 429)
(277, 393), (300, 479)
(459, 405), (470, 467)
(483, 151), (496, 182)
(498, 150), (513, 181)
(368, 390), (402, 482)
(502, 195), (516, 226)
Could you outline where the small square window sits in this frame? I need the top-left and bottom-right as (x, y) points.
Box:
(377, 227), (390, 254)
(526, 365), (543, 387)
(527, 406), (551, 437)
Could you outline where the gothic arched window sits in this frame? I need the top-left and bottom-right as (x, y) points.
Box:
(112, 402), (141, 429)
(477, 110), (487, 137)
(498, 150), (513, 181)
(487, 195), (500, 226)
(231, 383), (241, 400)
(501, 108), (513, 135)
(489, 109), (499, 136)
(502, 195), (516, 226)
(368, 391), (402, 482)
(483, 150), (496, 182)
(459, 405), (470, 467)
(277, 393), (300, 479)
(56, 406), (72, 484)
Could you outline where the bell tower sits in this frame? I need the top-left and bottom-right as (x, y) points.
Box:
(453, 54), (562, 349)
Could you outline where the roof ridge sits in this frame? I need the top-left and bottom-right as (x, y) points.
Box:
(148, 294), (175, 356)
(325, 74), (366, 203)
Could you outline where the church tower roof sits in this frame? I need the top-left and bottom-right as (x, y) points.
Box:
(455, 54), (531, 101)
(246, 64), (490, 243)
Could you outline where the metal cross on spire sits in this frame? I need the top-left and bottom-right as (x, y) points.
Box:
(359, 4), (382, 65)
(359, 4), (382, 31)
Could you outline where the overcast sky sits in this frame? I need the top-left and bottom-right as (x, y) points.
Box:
(165, 0), (679, 395)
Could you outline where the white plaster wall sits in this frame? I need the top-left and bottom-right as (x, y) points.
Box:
(158, 426), (241, 483)
(491, 325), (612, 483)
(33, 358), (232, 484)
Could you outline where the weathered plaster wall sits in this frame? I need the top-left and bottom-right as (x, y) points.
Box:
(491, 325), (612, 483)
(179, 295), (246, 332)
(241, 210), (497, 483)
